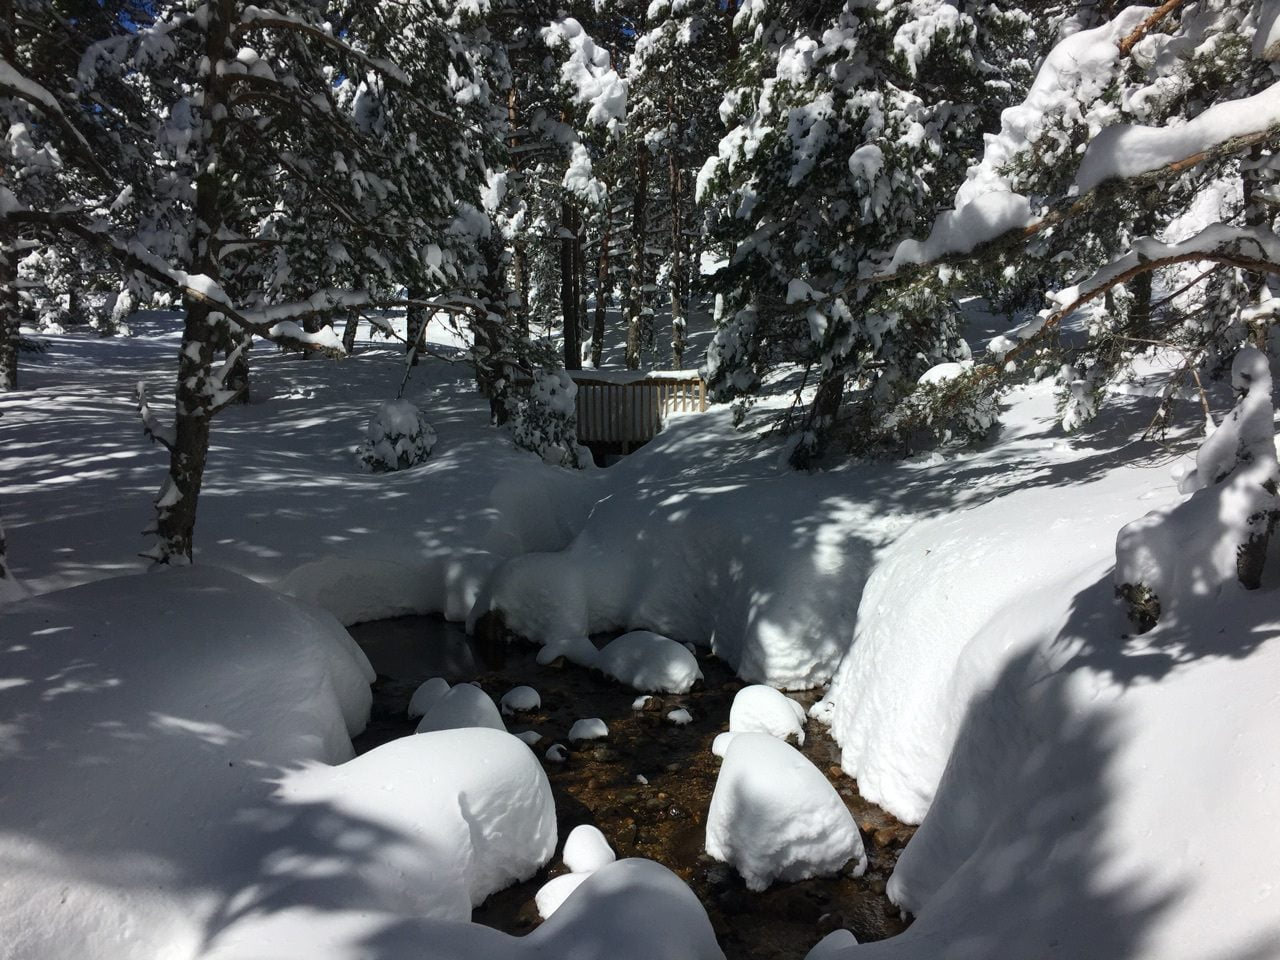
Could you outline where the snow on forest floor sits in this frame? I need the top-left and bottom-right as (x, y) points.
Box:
(2, 314), (1279, 960)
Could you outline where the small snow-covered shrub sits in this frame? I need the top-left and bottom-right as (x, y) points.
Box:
(509, 367), (586, 468)
(357, 399), (437, 472)
(1116, 347), (1279, 631)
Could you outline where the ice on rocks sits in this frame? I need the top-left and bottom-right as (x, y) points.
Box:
(705, 733), (866, 891)
(568, 717), (609, 741)
(415, 683), (505, 733)
(408, 676), (451, 718)
(597, 630), (703, 693)
(500, 685), (541, 715)
(728, 685), (807, 745)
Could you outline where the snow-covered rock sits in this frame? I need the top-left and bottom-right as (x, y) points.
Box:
(563, 824), (616, 873)
(568, 718), (609, 741)
(535, 872), (591, 919)
(274, 727), (556, 916)
(500, 685), (542, 715)
(597, 630), (703, 693)
(667, 708), (693, 725)
(706, 733), (865, 891)
(408, 676), (451, 718)
(415, 683), (505, 733)
(515, 730), (543, 746)
(728, 685), (807, 745)
(535, 825), (618, 919)
(546, 743), (569, 763)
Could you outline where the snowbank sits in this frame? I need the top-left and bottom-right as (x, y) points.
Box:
(470, 415), (876, 688)
(819, 391), (1280, 959)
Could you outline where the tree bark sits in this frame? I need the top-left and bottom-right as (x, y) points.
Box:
(341, 309), (359, 353)
(0, 239), (18, 392)
(151, 0), (232, 563)
(592, 198), (611, 368)
(406, 286), (428, 364)
(668, 92), (686, 370)
(626, 150), (648, 370)
(561, 198), (582, 370)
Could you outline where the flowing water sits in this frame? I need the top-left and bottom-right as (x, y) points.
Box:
(348, 615), (915, 960)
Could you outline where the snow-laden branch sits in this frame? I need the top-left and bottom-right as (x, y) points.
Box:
(0, 59), (115, 189)
(541, 18), (626, 128)
(988, 225), (1280, 362)
(235, 7), (409, 85)
(1075, 81), (1280, 192)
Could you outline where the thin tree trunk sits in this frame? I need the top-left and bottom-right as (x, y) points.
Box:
(507, 87), (529, 339)
(668, 93), (686, 370)
(561, 198), (582, 370)
(575, 209), (587, 362)
(406, 286), (428, 364)
(592, 201), (611, 368)
(0, 240), (18, 392)
(626, 150), (649, 370)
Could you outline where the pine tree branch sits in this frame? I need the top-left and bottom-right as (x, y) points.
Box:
(1118, 0), (1187, 57)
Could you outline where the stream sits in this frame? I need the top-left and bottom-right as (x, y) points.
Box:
(348, 615), (915, 960)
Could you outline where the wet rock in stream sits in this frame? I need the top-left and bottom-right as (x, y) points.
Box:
(348, 615), (914, 960)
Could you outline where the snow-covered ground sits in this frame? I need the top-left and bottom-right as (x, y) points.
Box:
(2, 313), (1278, 959)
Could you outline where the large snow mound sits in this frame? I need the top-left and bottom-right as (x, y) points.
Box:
(596, 630), (704, 693)
(705, 732), (866, 891)
(0, 567), (374, 960)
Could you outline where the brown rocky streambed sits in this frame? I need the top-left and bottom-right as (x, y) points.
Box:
(348, 615), (915, 960)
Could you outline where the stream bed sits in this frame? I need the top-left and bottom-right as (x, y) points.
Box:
(348, 615), (915, 960)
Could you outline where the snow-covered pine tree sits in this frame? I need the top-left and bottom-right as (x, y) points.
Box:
(698, 0), (1031, 464)
(6, 1), (496, 561)
(885, 1), (1279, 440)
(629, 0), (732, 369)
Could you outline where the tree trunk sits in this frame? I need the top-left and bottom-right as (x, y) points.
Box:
(592, 202), (611, 368)
(0, 240), (18, 392)
(406, 286), (428, 364)
(151, 0), (231, 563)
(507, 87), (529, 339)
(668, 93), (686, 370)
(561, 198), (582, 370)
(626, 150), (649, 370)
(474, 234), (514, 424)
(341, 309), (359, 353)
